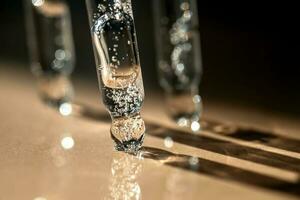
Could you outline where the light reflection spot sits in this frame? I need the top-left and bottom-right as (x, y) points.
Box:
(183, 11), (192, 19)
(177, 117), (188, 127)
(180, 2), (190, 10)
(189, 156), (199, 167)
(55, 49), (66, 60)
(59, 102), (72, 116)
(61, 136), (75, 150)
(191, 121), (200, 132)
(164, 136), (174, 148)
(176, 63), (185, 72)
(193, 95), (201, 104)
(52, 59), (63, 69)
(32, 0), (44, 7)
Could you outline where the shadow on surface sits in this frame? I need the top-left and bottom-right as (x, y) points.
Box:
(146, 123), (300, 173)
(41, 100), (111, 123)
(72, 102), (111, 123)
(65, 102), (300, 156)
(139, 147), (300, 197)
(50, 102), (300, 196)
(201, 119), (300, 153)
(65, 103), (300, 174)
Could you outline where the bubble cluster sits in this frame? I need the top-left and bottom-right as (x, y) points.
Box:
(169, 2), (194, 86)
(103, 81), (143, 118)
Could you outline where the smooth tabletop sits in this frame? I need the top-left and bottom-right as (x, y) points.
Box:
(0, 62), (300, 200)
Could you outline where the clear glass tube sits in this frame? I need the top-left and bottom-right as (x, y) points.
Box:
(24, 0), (75, 113)
(153, 0), (203, 131)
(85, 0), (146, 152)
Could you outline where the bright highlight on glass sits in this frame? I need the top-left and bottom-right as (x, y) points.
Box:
(24, 0), (75, 112)
(85, 0), (146, 153)
(32, 0), (44, 7)
(153, 0), (203, 130)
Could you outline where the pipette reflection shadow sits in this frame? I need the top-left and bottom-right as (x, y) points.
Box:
(200, 118), (300, 153)
(146, 122), (300, 173)
(139, 146), (300, 197)
(106, 152), (142, 200)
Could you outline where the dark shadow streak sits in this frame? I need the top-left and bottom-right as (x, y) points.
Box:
(146, 123), (300, 173)
(139, 147), (300, 196)
(71, 102), (111, 122)
(60, 103), (300, 195)
(201, 118), (300, 153)
(66, 103), (300, 155)
(43, 99), (111, 122)
(65, 103), (300, 173)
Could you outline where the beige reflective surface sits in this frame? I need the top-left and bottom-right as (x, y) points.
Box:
(0, 62), (300, 200)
